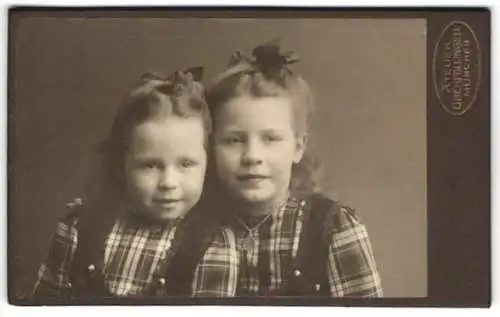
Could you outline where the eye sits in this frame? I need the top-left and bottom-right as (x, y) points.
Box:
(223, 135), (243, 145)
(139, 160), (160, 170)
(180, 158), (198, 168)
(263, 133), (283, 143)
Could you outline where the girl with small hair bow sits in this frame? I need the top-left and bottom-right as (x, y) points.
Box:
(206, 38), (383, 297)
(33, 67), (239, 298)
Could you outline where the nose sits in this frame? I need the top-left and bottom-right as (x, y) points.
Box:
(158, 166), (178, 190)
(241, 138), (264, 166)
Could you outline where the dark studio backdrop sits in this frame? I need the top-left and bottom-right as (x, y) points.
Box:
(10, 17), (427, 298)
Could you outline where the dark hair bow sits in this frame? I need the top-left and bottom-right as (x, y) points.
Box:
(252, 37), (299, 70)
(140, 66), (204, 96)
(227, 37), (299, 78)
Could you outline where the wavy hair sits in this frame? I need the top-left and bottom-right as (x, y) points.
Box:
(83, 67), (212, 207)
(206, 39), (322, 195)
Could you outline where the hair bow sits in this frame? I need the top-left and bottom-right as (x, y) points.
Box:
(227, 37), (299, 79)
(252, 37), (299, 70)
(140, 66), (204, 96)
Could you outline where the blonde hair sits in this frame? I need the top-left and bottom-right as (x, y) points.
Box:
(84, 67), (211, 204)
(206, 39), (321, 195)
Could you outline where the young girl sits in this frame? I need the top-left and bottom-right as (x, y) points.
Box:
(33, 67), (238, 298)
(206, 39), (383, 297)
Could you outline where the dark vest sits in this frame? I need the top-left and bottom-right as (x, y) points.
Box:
(239, 194), (340, 297)
(64, 194), (344, 298)
(66, 199), (222, 298)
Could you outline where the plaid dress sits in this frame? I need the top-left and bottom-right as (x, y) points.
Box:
(233, 195), (383, 297)
(34, 199), (239, 297)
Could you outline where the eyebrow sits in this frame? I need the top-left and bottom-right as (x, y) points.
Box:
(131, 157), (164, 166)
(218, 128), (287, 134)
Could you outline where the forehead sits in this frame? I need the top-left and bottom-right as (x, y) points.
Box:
(129, 117), (205, 153)
(215, 96), (294, 130)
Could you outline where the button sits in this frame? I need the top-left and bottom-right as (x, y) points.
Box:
(87, 264), (96, 272)
(315, 284), (321, 291)
(158, 277), (166, 285)
(300, 200), (306, 207)
(293, 269), (301, 277)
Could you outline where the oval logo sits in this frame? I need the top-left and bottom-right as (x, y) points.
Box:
(433, 21), (481, 116)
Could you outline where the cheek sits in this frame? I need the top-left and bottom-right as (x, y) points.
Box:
(123, 160), (156, 193)
(184, 163), (208, 192)
(270, 141), (298, 160)
(124, 158), (139, 187)
(214, 147), (239, 172)
(269, 145), (298, 172)
(126, 170), (156, 194)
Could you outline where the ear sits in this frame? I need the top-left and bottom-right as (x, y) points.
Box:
(293, 133), (308, 164)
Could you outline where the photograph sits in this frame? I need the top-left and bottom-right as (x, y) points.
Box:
(7, 8), (489, 307)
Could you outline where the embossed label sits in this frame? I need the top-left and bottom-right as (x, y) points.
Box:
(433, 21), (481, 116)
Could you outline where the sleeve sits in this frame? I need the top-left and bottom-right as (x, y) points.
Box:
(326, 206), (383, 297)
(191, 227), (239, 297)
(32, 201), (81, 298)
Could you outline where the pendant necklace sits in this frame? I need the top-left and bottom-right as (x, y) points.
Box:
(237, 213), (272, 252)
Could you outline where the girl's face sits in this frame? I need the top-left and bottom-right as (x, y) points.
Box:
(213, 96), (306, 208)
(124, 117), (207, 222)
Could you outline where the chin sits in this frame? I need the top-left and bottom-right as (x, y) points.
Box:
(155, 214), (184, 223)
(148, 208), (187, 222)
(237, 190), (275, 205)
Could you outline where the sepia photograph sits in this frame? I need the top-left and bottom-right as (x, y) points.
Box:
(7, 8), (489, 307)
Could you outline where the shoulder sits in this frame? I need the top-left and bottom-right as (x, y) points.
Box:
(62, 197), (85, 221)
(209, 227), (237, 249)
(43, 197), (85, 257)
(54, 197), (86, 236)
(199, 227), (238, 267)
(303, 193), (363, 235)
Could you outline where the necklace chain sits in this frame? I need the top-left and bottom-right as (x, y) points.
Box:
(237, 213), (273, 236)
(237, 214), (272, 252)
(236, 196), (289, 251)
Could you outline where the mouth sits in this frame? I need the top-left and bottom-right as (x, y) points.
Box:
(153, 198), (181, 206)
(237, 174), (269, 182)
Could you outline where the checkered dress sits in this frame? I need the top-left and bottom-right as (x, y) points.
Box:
(34, 200), (239, 297)
(233, 195), (383, 297)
